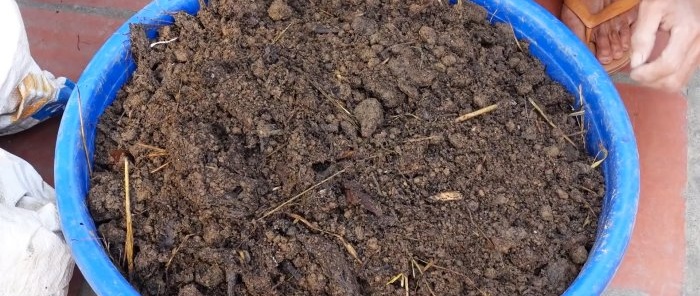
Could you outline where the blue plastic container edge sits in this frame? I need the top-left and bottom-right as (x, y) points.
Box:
(56, 1), (201, 295)
(466, 1), (640, 294)
(56, 1), (640, 295)
(468, 2), (640, 294)
(464, 1), (640, 294)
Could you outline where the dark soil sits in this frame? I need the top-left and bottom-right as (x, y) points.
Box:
(88, 1), (604, 295)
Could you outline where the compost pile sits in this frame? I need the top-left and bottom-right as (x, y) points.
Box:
(89, 0), (604, 295)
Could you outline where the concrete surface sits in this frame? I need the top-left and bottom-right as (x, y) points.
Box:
(604, 288), (650, 296)
(684, 72), (700, 296)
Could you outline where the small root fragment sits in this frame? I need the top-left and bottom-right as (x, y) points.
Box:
(149, 37), (178, 48)
(100, 236), (118, 267)
(404, 136), (441, 143)
(509, 24), (523, 52)
(272, 21), (295, 44)
(455, 104), (499, 123)
(566, 130), (586, 137)
(390, 113), (423, 121)
(580, 198), (598, 219)
(575, 185), (597, 195)
(286, 213), (362, 264)
(260, 168), (346, 219)
(136, 143), (167, 152)
(569, 110), (585, 117)
(150, 161), (171, 174)
(415, 258), (488, 296)
(147, 151), (169, 158)
(465, 206), (496, 250)
(429, 191), (464, 201)
(336, 149), (355, 160)
(165, 234), (195, 272)
(528, 98), (577, 147)
(295, 68), (354, 119)
(570, 185), (599, 218)
(590, 142), (608, 169)
(577, 85), (587, 145)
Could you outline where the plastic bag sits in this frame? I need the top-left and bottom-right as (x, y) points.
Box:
(0, 0), (74, 136)
(0, 148), (74, 296)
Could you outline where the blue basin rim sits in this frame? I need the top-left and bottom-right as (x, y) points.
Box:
(55, 0), (640, 295)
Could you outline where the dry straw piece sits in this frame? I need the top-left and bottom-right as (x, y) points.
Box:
(123, 159), (134, 277)
(429, 191), (464, 201)
(76, 88), (91, 173)
(286, 213), (361, 264)
(261, 168), (346, 219)
(455, 104), (499, 123)
(527, 98), (577, 147)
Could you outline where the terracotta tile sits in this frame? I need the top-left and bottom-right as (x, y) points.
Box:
(33, 0), (149, 12)
(0, 117), (60, 186)
(607, 83), (687, 295)
(19, 7), (127, 81)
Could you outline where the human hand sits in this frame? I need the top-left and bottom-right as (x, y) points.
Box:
(629, 0), (700, 91)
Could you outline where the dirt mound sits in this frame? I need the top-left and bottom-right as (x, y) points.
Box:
(89, 1), (603, 295)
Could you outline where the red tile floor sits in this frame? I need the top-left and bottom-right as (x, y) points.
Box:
(1, 0), (691, 295)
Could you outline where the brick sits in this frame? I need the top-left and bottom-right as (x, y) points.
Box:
(20, 6), (127, 81)
(28, 0), (150, 14)
(608, 83), (687, 295)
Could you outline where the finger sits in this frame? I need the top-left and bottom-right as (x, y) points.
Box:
(630, 0), (665, 67)
(620, 22), (632, 51)
(609, 29), (624, 60)
(643, 62), (695, 92)
(631, 25), (694, 84)
(595, 25), (613, 64)
(656, 42), (700, 91)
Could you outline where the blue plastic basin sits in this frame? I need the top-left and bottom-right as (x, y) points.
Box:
(55, 0), (640, 295)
